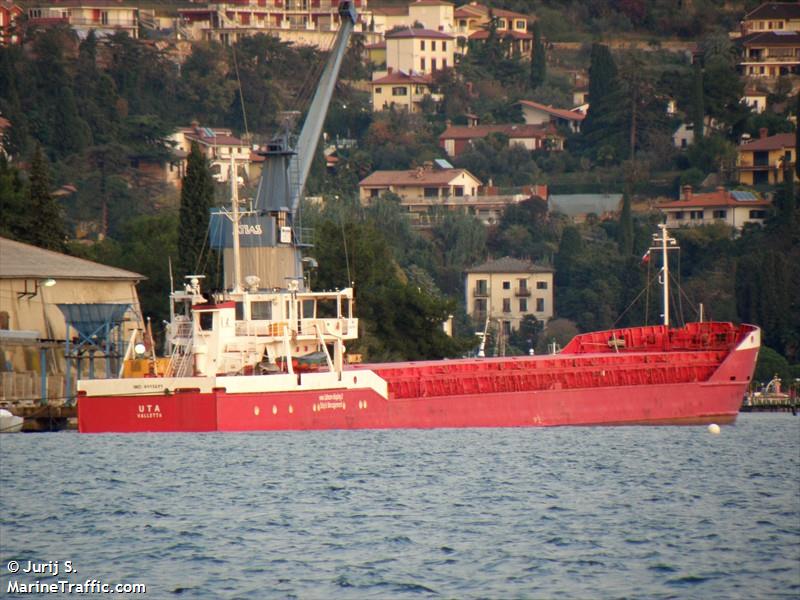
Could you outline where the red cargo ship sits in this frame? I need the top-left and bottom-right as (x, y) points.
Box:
(77, 225), (760, 433)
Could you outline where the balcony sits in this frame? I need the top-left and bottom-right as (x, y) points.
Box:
(473, 286), (489, 298)
(514, 287), (531, 297)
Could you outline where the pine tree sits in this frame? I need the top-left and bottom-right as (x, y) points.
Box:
(691, 63), (704, 140)
(24, 144), (67, 252)
(618, 192), (633, 256)
(529, 21), (546, 89)
(178, 142), (214, 279)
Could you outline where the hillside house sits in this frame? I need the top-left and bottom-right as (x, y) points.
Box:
(27, 1), (140, 38)
(0, 1), (23, 45)
(370, 69), (439, 113)
(464, 256), (554, 335)
(737, 30), (800, 78)
(657, 186), (772, 230)
(177, 0), (377, 47)
(740, 2), (800, 34)
(454, 2), (531, 56)
(439, 122), (563, 158)
(369, 0), (454, 35)
(518, 100), (586, 134)
(736, 128), (798, 185)
(170, 123), (254, 185)
(383, 27), (454, 75)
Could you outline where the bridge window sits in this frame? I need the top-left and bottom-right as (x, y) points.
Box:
(251, 301), (272, 320)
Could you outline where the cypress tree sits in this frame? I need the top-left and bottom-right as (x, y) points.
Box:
(618, 192), (633, 256)
(529, 21), (546, 89)
(691, 63), (704, 140)
(582, 44), (618, 144)
(24, 144), (67, 252)
(178, 142), (214, 278)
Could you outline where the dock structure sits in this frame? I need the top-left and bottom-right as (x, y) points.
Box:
(741, 394), (798, 414)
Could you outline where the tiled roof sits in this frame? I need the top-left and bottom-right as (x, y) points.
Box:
(738, 30), (800, 46)
(179, 126), (248, 147)
(371, 6), (408, 16)
(738, 132), (795, 151)
(744, 2), (800, 20)
(359, 167), (481, 187)
(371, 71), (433, 85)
(411, 0), (454, 6)
(519, 99), (586, 121)
(0, 237), (144, 281)
(440, 123), (554, 140)
(385, 27), (454, 39)
(469, 29), (531, 40)
(465, 256), (554, 274)
(454, 3), (530, 21)
(658, 191), (771, 209)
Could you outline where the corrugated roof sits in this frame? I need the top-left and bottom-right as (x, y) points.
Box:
(440, 123), (553, 140)
(0, 237), (144, 281)
(359, 167), (481, 187)
(738, 132), (795, 151)
(465, 256), (554, 274)
(519, 99), (586, 121)
(744, 2), (800, 21)
(548, 194), (622, 217)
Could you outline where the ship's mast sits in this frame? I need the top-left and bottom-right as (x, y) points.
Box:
(230, 154), (242, 293)
(649, 224), (679, 327)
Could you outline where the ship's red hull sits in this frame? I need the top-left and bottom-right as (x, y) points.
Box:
(78, 323), (759, 433)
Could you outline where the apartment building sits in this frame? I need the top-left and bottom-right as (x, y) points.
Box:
(465, 256), (554, 335)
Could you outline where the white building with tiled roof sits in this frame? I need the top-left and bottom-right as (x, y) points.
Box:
(170, 123), (253, 184)
(384, 26), (454, 75)
(370, 69), (439, 113)
(464, 256), (554, 334)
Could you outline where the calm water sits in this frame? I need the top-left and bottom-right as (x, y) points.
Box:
(1, 414), (798, 599)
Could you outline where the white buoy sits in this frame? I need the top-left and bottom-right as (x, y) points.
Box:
(708, 423), (721, 435)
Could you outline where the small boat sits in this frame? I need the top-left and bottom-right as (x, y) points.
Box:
(0, 408), (24, 433)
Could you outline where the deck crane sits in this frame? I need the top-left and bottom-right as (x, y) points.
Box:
(214, 1), (358, 290)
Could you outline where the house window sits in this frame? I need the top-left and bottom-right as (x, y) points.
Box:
(374, 87), (382, 94)
(420, 40), (425, 50)
(454, 186), (464, 196)
(516, 19), (526, 29)
(370, 188), (380, 198)
(536, 298), (545, 312)
(474, 298), (486, 314)
(713, 209), (727, 219)
(423, 187), (439, 198)
(519, 298), (528, 312)
(431, 41), (436, 51)
(498, 19), (506, 29)
(415, 85), (425, 93)
(432, 58), (437, 70)
(536, 281), (547, 290)
(690, 210), (704, 220)
(502, 321), (512, 336)
(420, 58), (425, 71)
(443, 41), (447, 51)
(502, 281), (510, 290)
(749, 210), (767, 219)
(475, 279), (488, 296)
(674, 211), (684, 220)
(392, 87), (408, 96)
(503, 298), (511, 313)
(442, 59), (447, 69)
(459, 19), (466, 27)
(100, 10), (108, 25)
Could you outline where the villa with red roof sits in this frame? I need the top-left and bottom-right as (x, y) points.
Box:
(454, 2), (532, 56)
(370, 69), (439, 113)
(736, 128), (797, 185)
(170, 123), (255, 185)
(518, 100), (586, 134)
(439, 123), (563, 157)
(658, 186), (772, 231)
(0, 1), (23, 45)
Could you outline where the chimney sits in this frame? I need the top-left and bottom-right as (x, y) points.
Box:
(681, 185), (693, 201)
(759, 127), (768, 139)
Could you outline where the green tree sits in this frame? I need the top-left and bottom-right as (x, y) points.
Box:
(618, 192), (633, 256)
(691, 62), (704, 140)
(23, 145), (67, 252)
(529, 21), (546, 89)
(581, 44), (618, 143)
(178, 142), (214, 278)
